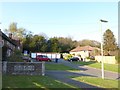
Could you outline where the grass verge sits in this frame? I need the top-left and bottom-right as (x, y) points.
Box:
(71, 76), (119, 88)
(3, 75), (78, 89)
(72, 61), (119, 73)
(45, 63), (79, 71)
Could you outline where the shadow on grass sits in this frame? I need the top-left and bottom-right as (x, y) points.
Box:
(2, 75), (78, 89)
(45, 60), (89, 71)
(45, 63), (78, 70)
(72, 61), (98, 66)
(46, 70), (119, 89)
(46, 70), (103, 89)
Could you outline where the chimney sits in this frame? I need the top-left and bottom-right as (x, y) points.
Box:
(9, 33), (12, 39)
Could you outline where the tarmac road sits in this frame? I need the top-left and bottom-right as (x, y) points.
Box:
(32, 58), (119, 89)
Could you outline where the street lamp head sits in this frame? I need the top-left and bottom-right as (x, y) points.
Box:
(100, 19), (108, 23)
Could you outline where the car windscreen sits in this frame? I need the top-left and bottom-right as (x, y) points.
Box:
(43, 55), (48, 58)
(37, 55), (43, 57)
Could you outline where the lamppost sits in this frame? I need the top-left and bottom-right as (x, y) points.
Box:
(100, 19), (108, 79)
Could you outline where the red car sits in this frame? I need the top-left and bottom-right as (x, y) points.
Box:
(36, 55), (51, 61)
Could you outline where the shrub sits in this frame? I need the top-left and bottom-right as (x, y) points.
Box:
(86, 56), (95, 61)
(115, 49), (120, 64)
(7, 49), (23, 62)
(115, 56), (120, 64)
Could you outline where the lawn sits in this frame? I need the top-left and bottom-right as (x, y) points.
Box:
(3, 75), (78, 89)
(45, 63), (79, 71)
(0, 74), (1, 89)
(72, 61), (119, 73)
(71, 76), (119, 88)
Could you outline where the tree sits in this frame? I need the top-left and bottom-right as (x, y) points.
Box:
(22, 31), (33, 52)
(90, 49), (101, 56)
(79, 39), (100, 48)
(23, 33), (48, 52)
(4, 22), (26, 41)
(103, 29), (117, 55)
(48, 37), (59, 52)
(5, 22), (17, 36)
(33, 35), (47, 52)
(57, 37), (76, 52)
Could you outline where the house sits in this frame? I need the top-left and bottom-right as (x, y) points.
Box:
(0, 30), (21, 61)
(70, 45), (100, 59)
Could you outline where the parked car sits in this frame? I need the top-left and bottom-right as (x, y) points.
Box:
(68, 57), (80, 62)
(22, 56), (31, 62)
(73, 56), (81, 60)
(36, 55), (51, 61)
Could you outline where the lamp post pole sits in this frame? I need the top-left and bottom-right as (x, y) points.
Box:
(100, 19), (108, 79)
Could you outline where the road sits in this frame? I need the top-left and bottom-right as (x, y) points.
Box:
(56, 59), (119, 80)
(46, 70), (105, 89)
(32, 58), (119, 89)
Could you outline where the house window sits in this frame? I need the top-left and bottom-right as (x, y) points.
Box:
(7, 49), (11, 57)
(0, 40), (4, 47)
(18, 46), (20, 50)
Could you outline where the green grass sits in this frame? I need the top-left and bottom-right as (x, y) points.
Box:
(67, 70), (81, 73)
(72, 61), (119, 73)
(3, 75), (78, 89)
(0, 73), (1, 89)
(45, 63), (79, 71)
(71, 76), (119, 88)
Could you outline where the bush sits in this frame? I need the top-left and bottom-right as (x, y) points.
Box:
(115, 49), (120, 64)
(7, 49), (23, 62)
(115, 56), (120, 64)
(86, 57), (90, 59)
(86, 56), (95, 60)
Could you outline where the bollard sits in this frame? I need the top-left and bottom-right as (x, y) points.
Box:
(55, 58), (58, 63)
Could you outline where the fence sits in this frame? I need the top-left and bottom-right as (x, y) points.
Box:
(95, 56), (117, 64)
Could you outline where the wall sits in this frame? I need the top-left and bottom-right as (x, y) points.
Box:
(2, 62), (45, 76)
(95, 56), (117, 64)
